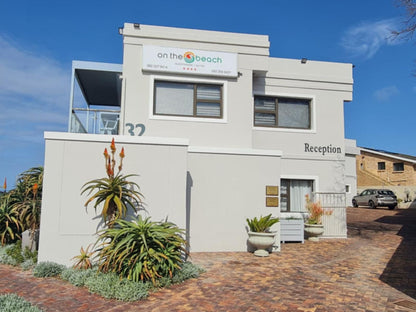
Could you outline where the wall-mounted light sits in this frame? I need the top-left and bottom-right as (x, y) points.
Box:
(301, 58), (307, 64)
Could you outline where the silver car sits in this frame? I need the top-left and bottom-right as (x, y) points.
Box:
(352, 189), (397, 210)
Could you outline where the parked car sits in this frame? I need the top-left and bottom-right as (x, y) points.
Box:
(352, 189), (397, 210)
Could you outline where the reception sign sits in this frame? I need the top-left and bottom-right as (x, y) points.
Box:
(143, 45), (238, 78)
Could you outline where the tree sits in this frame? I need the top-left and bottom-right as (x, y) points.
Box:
(393, 0), (416, 74)
(393, 0), (416, 40)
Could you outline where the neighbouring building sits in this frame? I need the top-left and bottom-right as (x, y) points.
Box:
(356, 147), (416, 202)
(38, 24), (354, 265)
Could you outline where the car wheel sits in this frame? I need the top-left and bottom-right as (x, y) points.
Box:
(388, 205), (396, 210)
(352, 200), (358, 208)
(369, 200), (376, 209)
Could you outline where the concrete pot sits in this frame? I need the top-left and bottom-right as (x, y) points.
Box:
(247, 231), (276, 257)
(304, 223), (324, 241)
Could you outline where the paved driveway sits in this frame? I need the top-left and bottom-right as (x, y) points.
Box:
(0, 207), (415, 311)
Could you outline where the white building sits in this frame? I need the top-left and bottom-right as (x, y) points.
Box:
(39, 24), (354, 265)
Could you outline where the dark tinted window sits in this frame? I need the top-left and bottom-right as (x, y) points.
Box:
(393, 163), (404, 171)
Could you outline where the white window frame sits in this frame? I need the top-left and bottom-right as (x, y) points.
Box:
(280, 175), (319, 213)
(253, 92), (316, 133)
(149, 75), (228, 123)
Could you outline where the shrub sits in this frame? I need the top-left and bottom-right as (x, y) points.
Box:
(0, 243), (38, 267)
(96, 216), (186, 285)
(0, 293), (43, 312)
(22, 246), (38, 264)
(0, 244), (20, 266)
(21, 258), (36, 271)
(5, 242), (24, 264)
(10, 167), (43, 240)
(0, 194), (22, 245)
(33, 261), (66, 277)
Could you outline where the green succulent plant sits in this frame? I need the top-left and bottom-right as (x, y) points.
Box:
(246, 213), (279, 233)
(81, 139), (143, 227)
(95, 215), (186, 285)
(0, 194), (22, 245)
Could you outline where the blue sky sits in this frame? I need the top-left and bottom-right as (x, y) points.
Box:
(0, 0), (415, 188)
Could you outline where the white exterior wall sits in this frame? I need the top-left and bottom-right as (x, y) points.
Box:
(39, 24), (354, 264)
(345, 139), (360, 206)
(38, 132), (189, 266)
(187, 148), (282, 252)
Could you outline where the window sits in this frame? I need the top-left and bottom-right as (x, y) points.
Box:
(346, 185), (351, 193)
(154, 81), (222, 118)
(280, 179), (313, 212)
(254, 96), (311, 129)
(393, 162), (404, 172)
(378, 162), (386, 170)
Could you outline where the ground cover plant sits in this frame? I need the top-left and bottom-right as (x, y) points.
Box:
(37, 260), (204, 301)
(0, 293), (43, 312)
(0, 242), (37, 269)
(32, 261), (65, 278)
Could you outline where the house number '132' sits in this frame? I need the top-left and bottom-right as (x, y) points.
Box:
(125, 123), (146, 136)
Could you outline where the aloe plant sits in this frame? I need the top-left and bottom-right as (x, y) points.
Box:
(246, 213), (279, 233)
(81, 139), (143, 227)
(0, 194), (22, 245)
(9, 167), (43, 240)
(95, 216), (186, 285)
(72, 245), (95, 270)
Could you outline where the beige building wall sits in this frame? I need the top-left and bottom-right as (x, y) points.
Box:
(357, 151), (416, 186)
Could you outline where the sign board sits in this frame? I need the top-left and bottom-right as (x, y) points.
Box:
(266, 186), (279, 196)
(143, 45), (238, 78)
(266, 197), (279, 207)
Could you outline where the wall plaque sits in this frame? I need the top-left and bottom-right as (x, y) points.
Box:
(266, 186), (279, 196)
(266, 197), (279, 207)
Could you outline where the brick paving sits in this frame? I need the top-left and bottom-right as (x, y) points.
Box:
(0, 207), (415, 311)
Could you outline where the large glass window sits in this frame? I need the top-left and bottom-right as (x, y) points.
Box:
(154, 81), (222, 118)
(254, 96), (311, 129)
(280, 179), (313, 212)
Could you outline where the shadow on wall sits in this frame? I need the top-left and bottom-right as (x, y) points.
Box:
(378, 204), (416, 299)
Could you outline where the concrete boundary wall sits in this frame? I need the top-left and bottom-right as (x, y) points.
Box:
(38, 132), (189, 266)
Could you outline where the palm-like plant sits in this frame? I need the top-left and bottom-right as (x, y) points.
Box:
(10, 167), (43, 244)
(95, 216), (186, 285)
(81, 139), (143, 227)
(0, 194), (22, 245)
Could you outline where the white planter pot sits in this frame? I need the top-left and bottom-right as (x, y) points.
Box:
(304, 223), (324, 241)
(247, 232), (276, 257)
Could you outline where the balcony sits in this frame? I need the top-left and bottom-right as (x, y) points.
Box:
(69, 61), (122, 135)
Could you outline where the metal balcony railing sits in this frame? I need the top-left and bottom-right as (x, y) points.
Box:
(69, 108), (120, 135)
